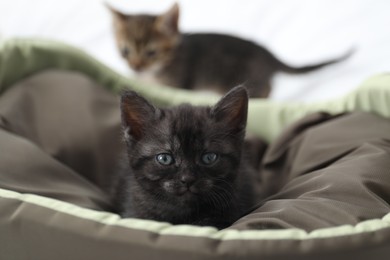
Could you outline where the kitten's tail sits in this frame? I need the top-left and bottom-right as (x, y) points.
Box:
(278, 48), (355, 74)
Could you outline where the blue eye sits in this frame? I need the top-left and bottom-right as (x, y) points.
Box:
(201, 152), (218, 165)
(156, 153), (174, 165)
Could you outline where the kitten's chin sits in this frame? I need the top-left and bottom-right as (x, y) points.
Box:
(134, 65), (164, 85)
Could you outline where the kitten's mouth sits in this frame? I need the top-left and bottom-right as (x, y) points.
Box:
(131, 65), (144, 72)
(176, 186), (200, 196)
(163, 181), (203, 197)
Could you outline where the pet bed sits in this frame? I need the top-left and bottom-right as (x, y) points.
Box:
(1, 38), (390, 260)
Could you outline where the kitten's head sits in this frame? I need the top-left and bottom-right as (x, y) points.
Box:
(120, 87), (248, 208)
(108, 3), (180, 72)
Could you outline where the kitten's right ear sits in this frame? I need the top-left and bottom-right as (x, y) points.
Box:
(105, 3), (127, 21)
(156, 3), (180, 35)
(121, 91), (157, 141)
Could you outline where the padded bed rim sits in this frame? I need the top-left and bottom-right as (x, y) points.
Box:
(2, 187), (390, 241)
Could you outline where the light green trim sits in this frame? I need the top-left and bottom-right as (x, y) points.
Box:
(1, 188), (389, 240)
(247, 73), (390, 141)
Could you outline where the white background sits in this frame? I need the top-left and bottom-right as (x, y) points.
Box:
(0, 0), (389, 101)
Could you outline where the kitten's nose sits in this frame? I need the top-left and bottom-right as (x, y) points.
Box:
(180, 174), (196, 186)
(130, 58), (143, 71)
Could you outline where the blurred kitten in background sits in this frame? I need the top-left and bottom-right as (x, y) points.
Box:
(108, 3), (351, 98)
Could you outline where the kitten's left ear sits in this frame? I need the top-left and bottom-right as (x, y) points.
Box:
(121, 91), (158, 141)
(156, 3), (180, 35)
(211, 86), (248, 133)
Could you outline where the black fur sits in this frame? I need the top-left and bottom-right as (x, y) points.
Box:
(158, 33), (352, 98)
(111, 86), (262, 229)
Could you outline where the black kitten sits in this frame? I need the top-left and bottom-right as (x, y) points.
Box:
(111, 86), (262, 229)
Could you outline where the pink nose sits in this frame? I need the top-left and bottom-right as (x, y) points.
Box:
(130, 59), (143, 71)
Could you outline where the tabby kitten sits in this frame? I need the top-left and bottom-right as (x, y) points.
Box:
(112, 86), (262, 229)
(108, 3), (351, 98)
